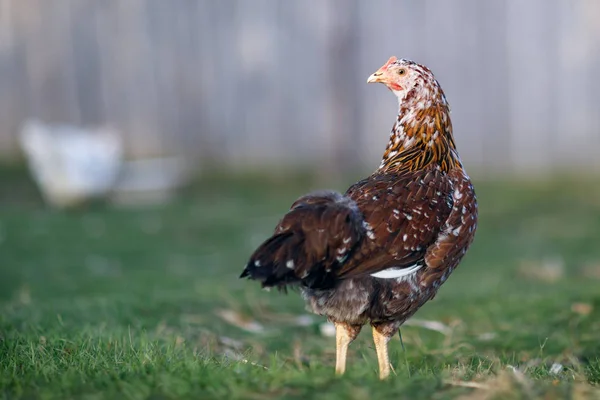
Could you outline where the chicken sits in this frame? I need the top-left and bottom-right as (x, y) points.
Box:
(240, 56), (478, 379)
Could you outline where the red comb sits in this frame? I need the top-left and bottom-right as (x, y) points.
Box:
(381, 56), (398, 71)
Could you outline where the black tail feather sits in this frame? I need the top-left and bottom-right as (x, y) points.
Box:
(240, 232), (300, 287)
(240, 190), (364, 290)
(240, 231), (338, 290)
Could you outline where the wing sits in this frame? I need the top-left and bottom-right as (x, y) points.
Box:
(240, 168), (458, 290)
(421, 168), (478, 287)
(337, 168), (454, 278)
(240, 191), (364, 289)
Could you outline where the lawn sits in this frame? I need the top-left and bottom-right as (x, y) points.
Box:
(1, 168), (599, 399)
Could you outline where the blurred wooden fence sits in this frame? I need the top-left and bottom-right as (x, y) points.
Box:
(0, 0), (599, 174)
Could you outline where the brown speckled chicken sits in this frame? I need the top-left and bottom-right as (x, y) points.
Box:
(240, 57), (478, 379)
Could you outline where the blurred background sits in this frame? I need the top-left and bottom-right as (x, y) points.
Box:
(0, 0), (599, 180)
(1, 1), (600, 397)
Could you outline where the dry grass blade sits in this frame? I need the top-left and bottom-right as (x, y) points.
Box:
(240, 359), (269, 370)
(580, 262), (600, 279)
(518, 258), (564, 283)
(571, 302), (593, 315)
(443, 380), (490, 390)
(216, 309), (265, 333)
(404, 319), (452, 335)
(507, 365), (535, 397)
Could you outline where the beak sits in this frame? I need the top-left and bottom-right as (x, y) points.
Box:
(367, 71), (384, 84)
(367, 56), (398, 84)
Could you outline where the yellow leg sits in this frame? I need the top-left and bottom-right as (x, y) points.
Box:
(372, 326), (392, 380)
(335, 322), (360, 375)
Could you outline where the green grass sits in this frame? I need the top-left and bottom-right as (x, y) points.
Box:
(1, 167), (600, 399)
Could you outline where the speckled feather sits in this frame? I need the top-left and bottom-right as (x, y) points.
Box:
(241, 58), (478, 338)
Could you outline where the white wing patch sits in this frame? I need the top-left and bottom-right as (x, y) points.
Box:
(370, 263), (423, 279)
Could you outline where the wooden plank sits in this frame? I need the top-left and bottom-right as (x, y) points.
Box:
(506, 0), (556, 173)
(69, 0), (105, 125)
(555, 0), (600, 170)
(0, 0), (21, 157)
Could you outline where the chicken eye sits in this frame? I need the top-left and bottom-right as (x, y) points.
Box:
(397, 68), (406, 76)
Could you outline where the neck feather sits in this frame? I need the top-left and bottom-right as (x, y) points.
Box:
(378, 88), (461, 173)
